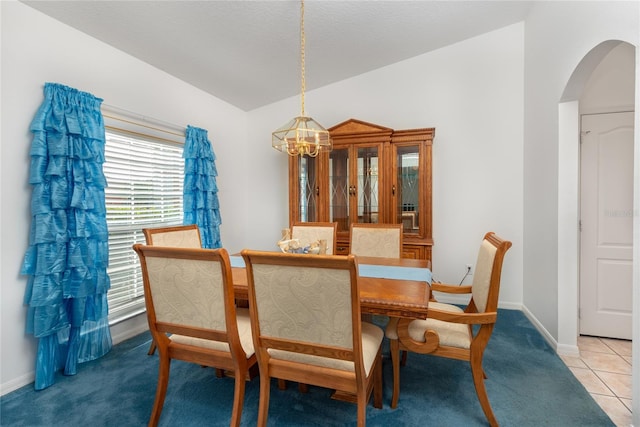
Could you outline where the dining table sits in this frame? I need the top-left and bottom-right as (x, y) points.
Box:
(229, 253), (432, 404)
(229, 255), (432, 320)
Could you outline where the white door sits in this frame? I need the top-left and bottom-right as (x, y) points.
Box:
(579, 111), (634, 339)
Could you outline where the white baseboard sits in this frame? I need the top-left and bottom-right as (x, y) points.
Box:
(555, 342), (581, 357)
(0, 372), (35, 396)
(520, 304), (557, 349)
(521, 304), (579, 357)
(109, 313), (149, 345)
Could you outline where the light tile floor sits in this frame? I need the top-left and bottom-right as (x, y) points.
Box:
(560, 336), (632, 427)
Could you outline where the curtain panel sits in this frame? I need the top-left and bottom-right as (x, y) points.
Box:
(21, 83), (112, 390)
(183, 125), (222, 248)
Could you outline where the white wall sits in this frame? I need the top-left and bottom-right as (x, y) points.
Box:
(524, 3), (639, 424)
(581, 43), (636, 114)
(248, 23), (526, 308)
(523, 0), (638, 342)
(0, 1), (251, 393)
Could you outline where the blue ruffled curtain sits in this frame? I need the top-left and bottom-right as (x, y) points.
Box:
(183, 125), (222, 248)
(21, 83), (112, 390)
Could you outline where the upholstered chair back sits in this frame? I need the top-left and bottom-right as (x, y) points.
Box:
(350, 223), (402, 258)
(136, 245), (255, 356)
(143, 224), (201, 248)
(291, 222), (337, 255)
(471, 239), (499, 313)
(144, 249), (228, 332)
(258, 264), (351, 339)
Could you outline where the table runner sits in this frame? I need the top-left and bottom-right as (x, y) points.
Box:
(229, 256), (431, 284)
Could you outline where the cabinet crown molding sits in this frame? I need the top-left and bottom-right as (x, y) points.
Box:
(329, 118), (393, 136)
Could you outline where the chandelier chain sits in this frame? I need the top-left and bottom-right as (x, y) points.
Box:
(271, 0), (331, 157)
(300, 0), (306, 117)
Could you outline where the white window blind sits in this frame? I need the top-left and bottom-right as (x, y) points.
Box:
(103, 118), (185, 324)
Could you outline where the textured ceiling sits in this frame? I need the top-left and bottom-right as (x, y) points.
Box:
(22, 1), (534, 111)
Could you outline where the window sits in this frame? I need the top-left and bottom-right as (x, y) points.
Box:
(103, 114), (185, 324)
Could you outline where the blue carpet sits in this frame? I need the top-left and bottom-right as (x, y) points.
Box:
(1, 309), (613, 426)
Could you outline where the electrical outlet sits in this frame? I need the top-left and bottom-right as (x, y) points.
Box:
(466, 264), (473, 275)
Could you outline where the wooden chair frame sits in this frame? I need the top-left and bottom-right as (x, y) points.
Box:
(388, 232), (512, 427)
(133, 244), (257, 427)
(241, 250), (383, 427)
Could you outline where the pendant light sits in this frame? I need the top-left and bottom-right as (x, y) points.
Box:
(271, 0), (331, 157)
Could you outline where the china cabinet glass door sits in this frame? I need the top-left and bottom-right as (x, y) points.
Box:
(329, 147), (349, 233)
(329, 145), (382, 233)
(296, 155), (319, 222)
(394, 144), (422, 235)
(357, 146), (380, 224)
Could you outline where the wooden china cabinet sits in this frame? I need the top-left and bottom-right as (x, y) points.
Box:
(288, 118), (435, 263)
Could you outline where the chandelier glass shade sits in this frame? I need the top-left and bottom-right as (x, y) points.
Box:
(271, 0), (331, 157)
(272, 116), (331, 157)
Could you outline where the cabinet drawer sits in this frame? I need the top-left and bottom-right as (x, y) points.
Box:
(402, 244), (422, 259)
(335, 244), (350, 256)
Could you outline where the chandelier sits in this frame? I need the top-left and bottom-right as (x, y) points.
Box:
(271, 0), (331, 157)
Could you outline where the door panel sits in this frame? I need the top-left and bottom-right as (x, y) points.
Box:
(597, 260), (633, 312)
(579, 111), (634, 339)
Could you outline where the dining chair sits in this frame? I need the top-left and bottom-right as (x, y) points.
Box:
(385, 232), (512, 427)
(350, 223), (403, 325)
(133, 244), (257, 427)
(241, 250), (384, 427)
(142, 224), (202, 355)
(282, 222), (337, 391)
(291, 222), (338, 254)
(350, 223), (403, 258)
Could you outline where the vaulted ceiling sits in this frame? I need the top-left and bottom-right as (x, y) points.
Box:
(23, 1), (534, 111)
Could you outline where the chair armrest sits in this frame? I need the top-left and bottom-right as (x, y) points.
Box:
(396, 318), (440, 353)
(428, 308), (497, 325)
(431, 282), (472, 294)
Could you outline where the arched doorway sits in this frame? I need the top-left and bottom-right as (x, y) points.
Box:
(557, 40), (636, 351)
